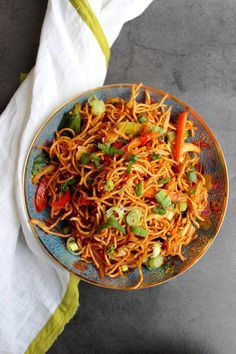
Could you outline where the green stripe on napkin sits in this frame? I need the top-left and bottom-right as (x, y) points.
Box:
(25, 274), (80, 354)
(69, 0), (110, 65)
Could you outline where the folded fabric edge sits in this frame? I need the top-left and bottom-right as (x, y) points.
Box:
(69, 0), (110, 65)
(25, 274), (80, 354)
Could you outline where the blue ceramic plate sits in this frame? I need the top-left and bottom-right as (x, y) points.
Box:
(24, 84), (228, 289)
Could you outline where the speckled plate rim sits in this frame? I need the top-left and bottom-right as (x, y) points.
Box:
(23, 83), (229, 290)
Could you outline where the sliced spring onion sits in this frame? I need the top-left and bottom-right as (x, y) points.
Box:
(158, 177), (170, 185)
(147, 255), (164, 270)
(135, 182), (142, 197)
(179, 201), (187, 212)
(131, 226), (148, 237)
(109, 146), (123, 155)
(126, 208), (142, 226)
(149, 126), (163, 133)
(138, 115), (147, 123)
(187, 170), (197, 182)
(104, 180), (115, 192)
(126, 163), (133, 173)
(189, 188), (195, 195)
(152, 207), (166, 215)
(91, 101), (105, 115)
(98, 143), (123, 156)
(106, 244), (115, 254)
(88, 95), (105, 115)
(97, 142), (110, 154)
(80, 153), (91, 164)
(91, 153), (102, 169)
(32, 152), (49, 176)
(66, 237), (80, 255)
(58, 107), (81, 135)
(155, 190), (166, 203)
(121, 265), (129, 272)
(99, 216), (126, 235)
(161, 196), (172, 209)
(128, 154), (139, 163)
(116, 121), (141, 135)
(155, 190), (172, 209)
(151, 243), (161, 258)
(60, 178), (77, 192)
(88, 95), (98, 107)
(151, 153), (161, 161)
(106, 206), (124, 219)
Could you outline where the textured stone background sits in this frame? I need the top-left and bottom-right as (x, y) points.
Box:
(1, 1), (236, 353)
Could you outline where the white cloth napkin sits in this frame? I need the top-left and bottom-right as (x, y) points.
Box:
(0, 0), (153, 353)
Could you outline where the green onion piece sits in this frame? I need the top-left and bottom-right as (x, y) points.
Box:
(60, 178), (77, 192)
(106, 206), (124, 219)
(66, 237), (79, 255)
(151, 153), (161, 161)
(155, 190), (167, 203)
(91, 153), (102, 169)
(70, 112), (81, 134)
(32, 152), (49, 176)
(109, 146), (123, 155)
(128, 154), (139, 163)
(104, 180), (115, 192)
(116, 121), (141, 136)
(117, 138), (128, 145)
(88, 95), (99, 107)
(126, 209), (142, 226)
(149, 126), (163, 133)
(179, 201), (187, 212)
(80, 153), (91, 164)
(187, 170), (197, 182)
(189, 188), (195, 195)
(121, 265), (129, 272)
(138, 115), (147, 123)
(135, 182), (142, 197)
(126, 163), (132, 173)
(161, 196), (172, 209)
(151, 243), (161, 258)
(91, 100), (105, 115)
(147, 255), (164, 270)
(152, 207), (166, 215)
(106, 244), (115, 254)
(98, 142), (110, 154)
(158, 177), (170, 185)
(155, 190), (172, 208)
(99, 216), (126, 235)
(63, 226), (71, 234)
(131, 226), (148, 237)
(58, 105), (81, 135)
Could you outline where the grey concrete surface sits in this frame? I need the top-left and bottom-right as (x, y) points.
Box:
(1, 0), (236, 353)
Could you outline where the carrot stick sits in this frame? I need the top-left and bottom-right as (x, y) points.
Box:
(174, 112), (187, 162)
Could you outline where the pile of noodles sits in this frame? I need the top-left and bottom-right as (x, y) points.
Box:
(31, 84), (208, 289)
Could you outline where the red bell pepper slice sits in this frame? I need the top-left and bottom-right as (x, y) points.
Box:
(35, 176), (48, 212)
(111, 141), (123, 149)
(138, 132), (158, 147)
(174, 112), (187, 162)
(52, 191), (71, 208)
